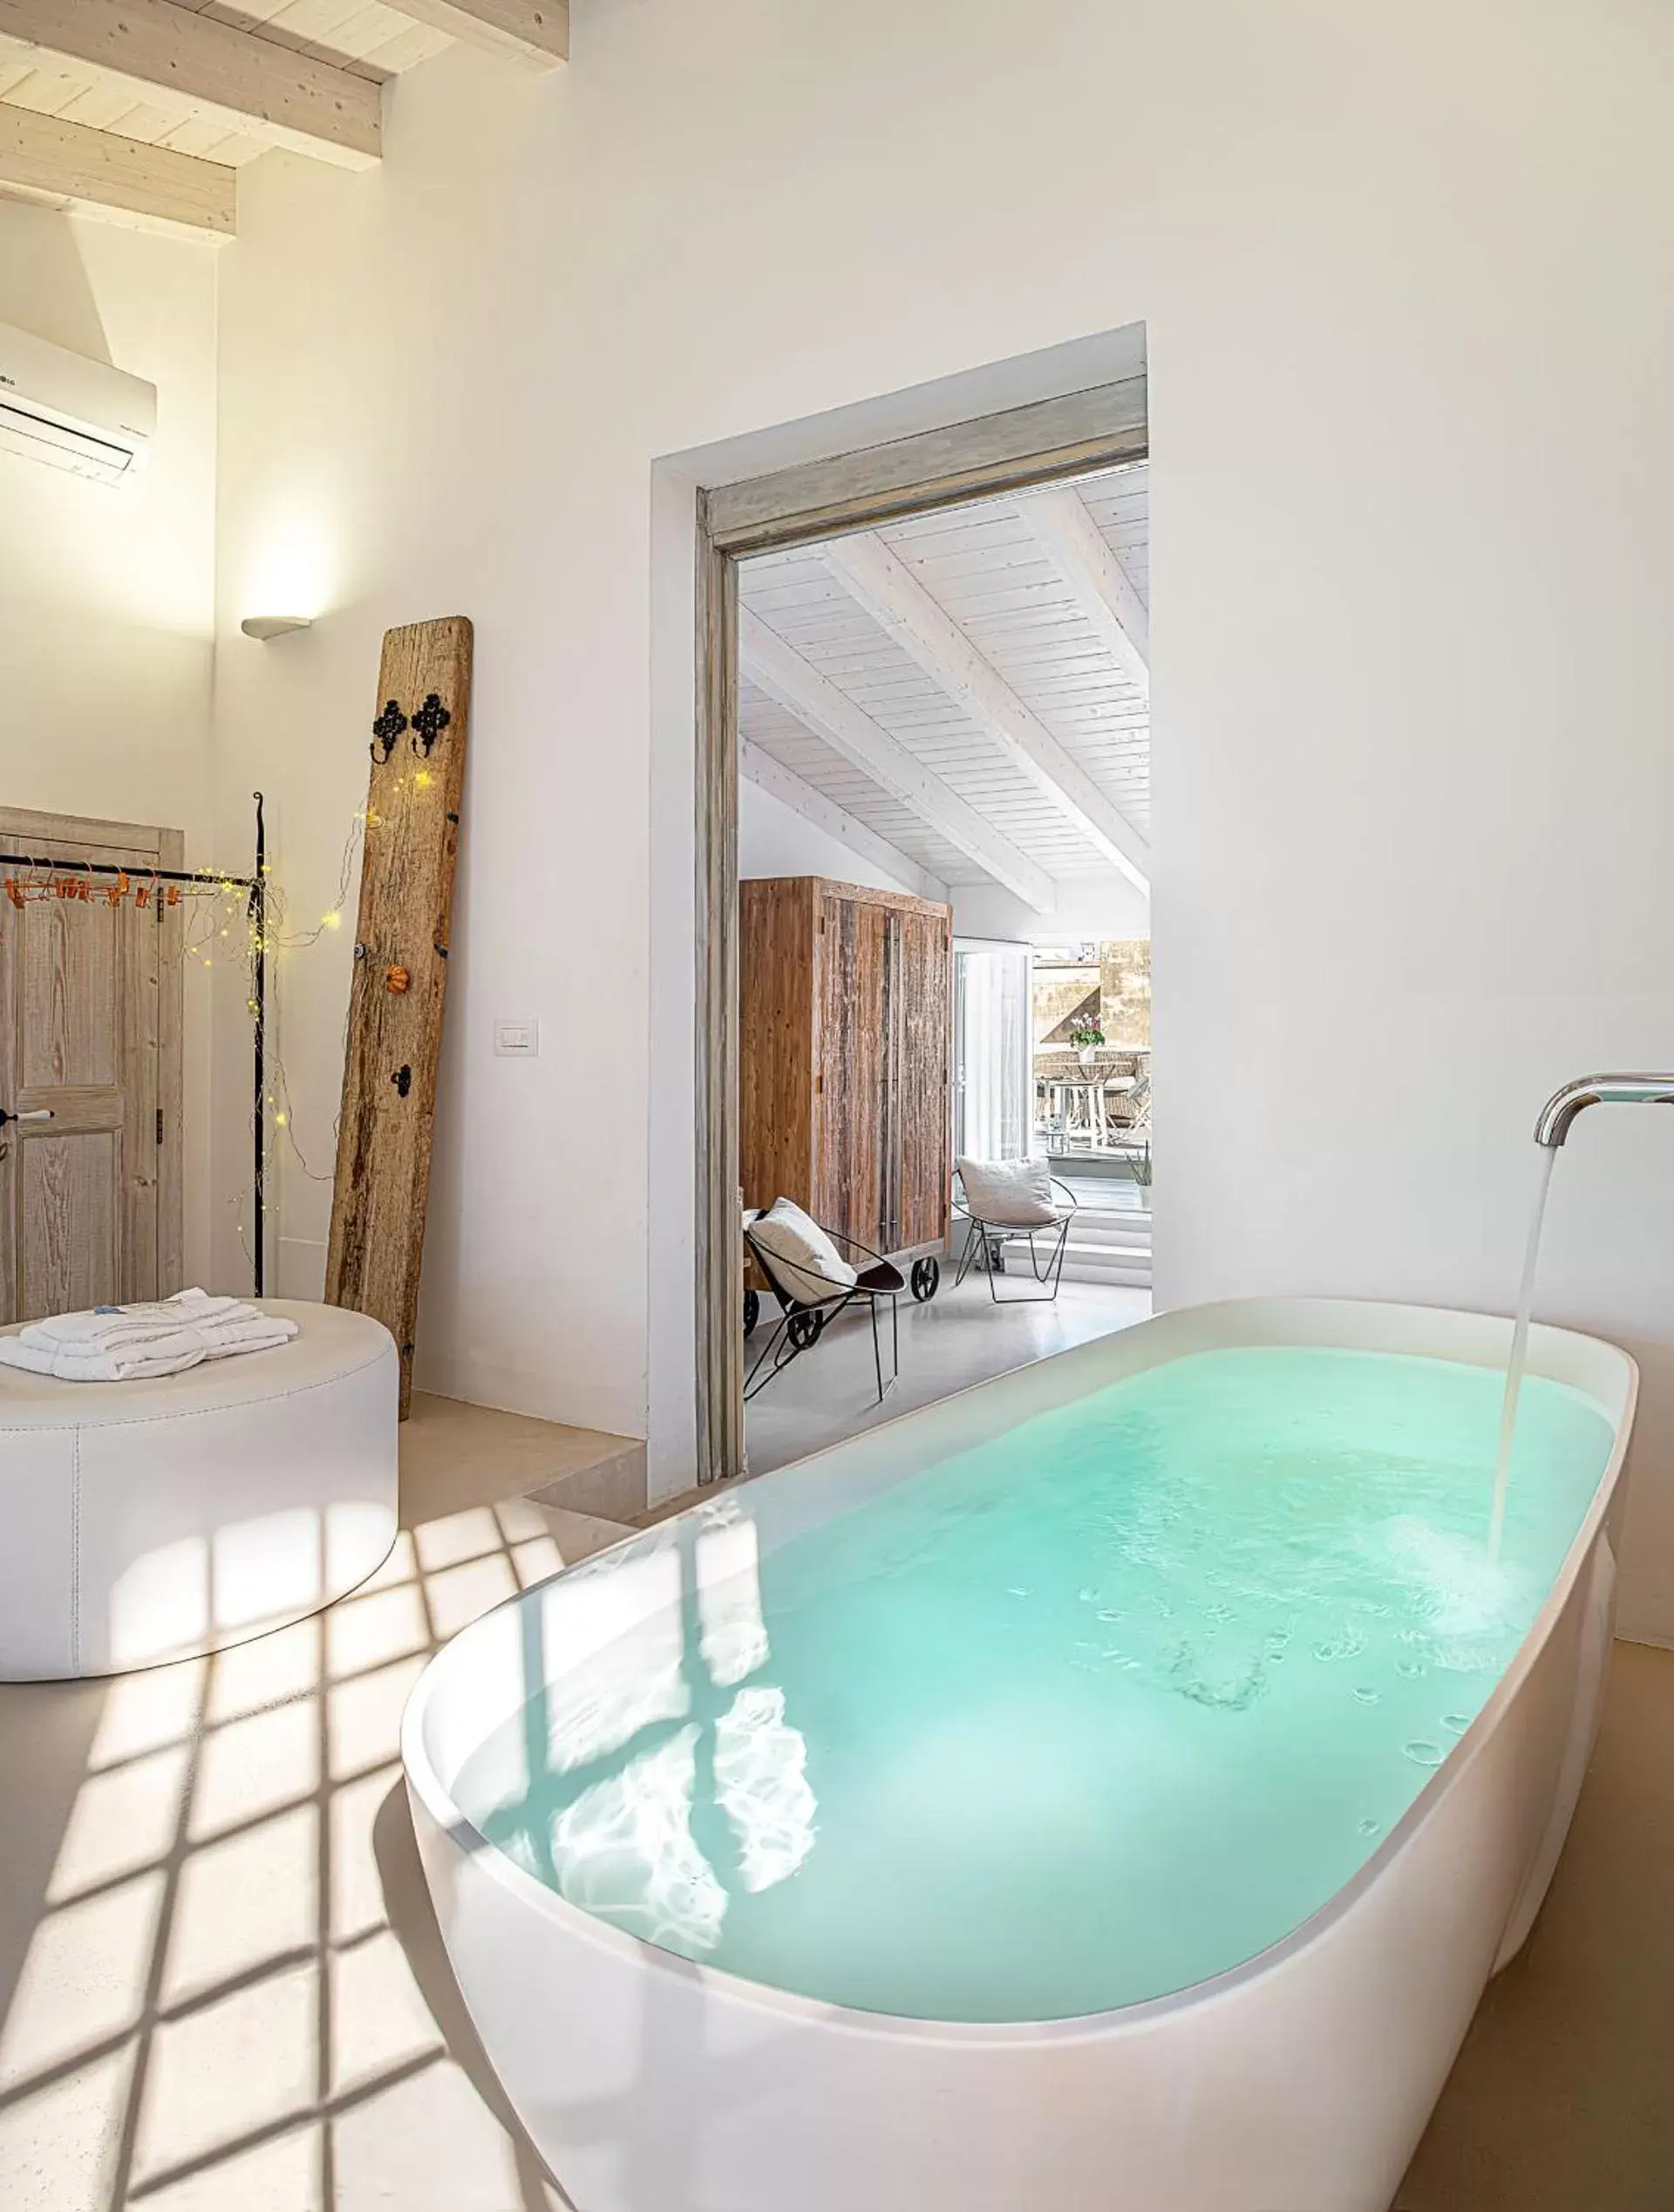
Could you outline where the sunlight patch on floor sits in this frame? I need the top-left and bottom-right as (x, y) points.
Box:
(0, 1410), (632, 2212)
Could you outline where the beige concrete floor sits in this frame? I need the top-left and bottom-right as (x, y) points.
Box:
(1395, 1637), (1674, 2210)
(744, 1273), (1152, 1475)
(3, 1392), (1673, 2210)
(398, 1392), (646, 1526)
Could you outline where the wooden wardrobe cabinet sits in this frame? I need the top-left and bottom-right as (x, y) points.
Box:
(740, 875), (953, 1263)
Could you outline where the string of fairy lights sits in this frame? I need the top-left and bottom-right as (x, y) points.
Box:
(208, 765), (435, 1266)
(237, 808), (369, 1264)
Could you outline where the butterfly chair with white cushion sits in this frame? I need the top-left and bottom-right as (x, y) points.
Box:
(953, 1157), (1079, 1303)
(744, 1199), (904, 1403)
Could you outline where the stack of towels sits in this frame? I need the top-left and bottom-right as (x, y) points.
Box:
(0, 1288), (298, 1382)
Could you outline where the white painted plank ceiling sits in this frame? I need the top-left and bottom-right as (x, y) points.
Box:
(0, 2), (450, 171)
(740, 679), (976, 888)
(738, 460), (1151, 895)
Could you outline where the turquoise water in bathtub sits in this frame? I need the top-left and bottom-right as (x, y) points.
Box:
(453, 1346), (1614, 2022)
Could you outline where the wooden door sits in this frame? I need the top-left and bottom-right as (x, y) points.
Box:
(0, 810), (183, 1323)
(816, 889), (890, 1253)
(812, 882), (953, 1261)
(896, 908), (952, 1251)
(738, 877), (819, 1216)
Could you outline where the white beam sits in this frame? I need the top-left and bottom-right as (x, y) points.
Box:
(385, 0), (567, 70)
(740, 738), (948, 903)
(739, 609), (1054, 912)
(0, 0), (382, 170)
(1014, 483), (1149, 691)
(0, 105), (235, 235)
(822, 531), (1151, 893)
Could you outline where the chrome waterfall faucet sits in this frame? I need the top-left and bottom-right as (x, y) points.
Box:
(1534, 1074), (1674, 1148)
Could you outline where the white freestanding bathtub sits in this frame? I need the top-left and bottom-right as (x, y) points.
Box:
(402, 1298), (1635, 2212)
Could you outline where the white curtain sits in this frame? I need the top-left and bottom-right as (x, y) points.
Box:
(953, 945), (1031, 1162)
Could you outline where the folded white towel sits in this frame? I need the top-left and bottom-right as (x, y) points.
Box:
(49, 1329), (205, 1366)
(24, 1290), (243, 1350)
(0, 1337), (207, 1382)
(29, 1331), (204, 1367)
(201, 1323), (297, 1360)
(186, 1300), (291, 1351)
(168, 1290), (269, 1333)
(0, 1288), (299, 1382)
(26, 1316), (187, 1351)
(49, 1323), (201, 1354)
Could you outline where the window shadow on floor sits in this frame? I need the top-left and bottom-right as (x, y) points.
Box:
(0, 1485), (614, 2210)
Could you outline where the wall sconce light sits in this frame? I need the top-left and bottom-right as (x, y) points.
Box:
(241, 616), (314, 642)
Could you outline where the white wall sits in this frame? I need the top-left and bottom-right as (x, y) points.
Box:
(739, 777), (918, 896)
(0, 200), (219, 1283)
(213, 3), (1674, 1637)
(951, 871), (1150, 945)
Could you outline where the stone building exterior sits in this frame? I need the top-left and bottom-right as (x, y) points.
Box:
(1032, 940), (1151, 1049)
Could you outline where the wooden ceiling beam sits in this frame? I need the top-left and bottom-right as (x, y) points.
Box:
(739, 609), (1054, 912)
(1014, 482), (1150, 691)
(384, 0), (568, 70)
(0, 0), (381, 169)
(0, 105), (235, 235)
(739, 738), (948, 903)
(821, 530), (1151, 894)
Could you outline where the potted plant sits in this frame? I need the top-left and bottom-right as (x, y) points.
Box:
(1067, 1020), (1106, 1066)
(1129, 1140), (1153, 1205)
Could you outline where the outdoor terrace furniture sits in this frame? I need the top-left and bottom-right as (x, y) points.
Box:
(1033, 1052), (1150, 1154)
(1103, 1071), (1153, 1161)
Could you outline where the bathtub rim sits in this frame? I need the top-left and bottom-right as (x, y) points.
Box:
(401, 1293), (1637, 2046)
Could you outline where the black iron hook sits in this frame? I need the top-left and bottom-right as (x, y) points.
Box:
(371, 700), (408, 763)
(410, 693), (451, 757)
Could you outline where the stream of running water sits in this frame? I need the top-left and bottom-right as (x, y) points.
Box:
(1489, 1145), (1560, 1562)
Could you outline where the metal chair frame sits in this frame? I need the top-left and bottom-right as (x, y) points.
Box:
(953, 1169), (1079, 1303)
(743, 1219), (902, 1405)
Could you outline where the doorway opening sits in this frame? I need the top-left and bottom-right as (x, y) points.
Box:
(695, 374), (1151, 1485)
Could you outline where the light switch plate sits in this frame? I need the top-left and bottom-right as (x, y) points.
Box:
(494, 1019), (539, 1058)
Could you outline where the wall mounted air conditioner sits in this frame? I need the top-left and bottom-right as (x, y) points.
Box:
(0, 320), (156, 486)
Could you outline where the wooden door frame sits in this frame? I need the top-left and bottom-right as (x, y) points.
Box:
(694, 375), (1149, 1484)
(0, 805), (187, 1297)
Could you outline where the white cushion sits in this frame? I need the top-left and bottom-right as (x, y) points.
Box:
(0, 1300), (398, 1681)
(751, 1200), (858, 1308)
(957, 1155), (1059, 1228)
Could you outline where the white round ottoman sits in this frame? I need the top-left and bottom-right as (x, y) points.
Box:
(0, 1300), (398, 1680)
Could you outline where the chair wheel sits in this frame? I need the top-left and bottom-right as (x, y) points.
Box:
(743, 1288), (759, 1337)
(786, 1309), (825, 1351)
(910, 1256), (940, 1302)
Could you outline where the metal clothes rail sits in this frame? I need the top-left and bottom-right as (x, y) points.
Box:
(0, 792), (269, 1294)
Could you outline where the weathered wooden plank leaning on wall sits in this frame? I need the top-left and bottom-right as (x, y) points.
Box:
(325, 617), (472, 1416)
